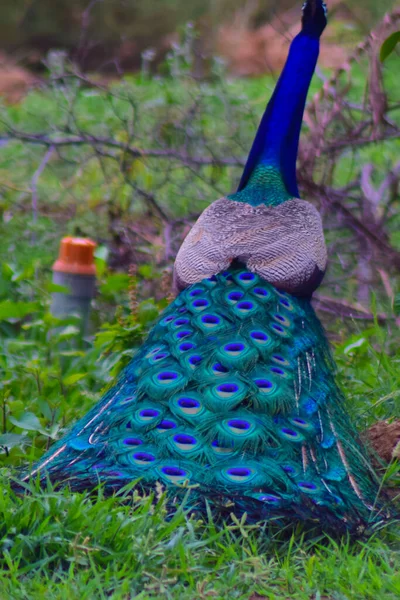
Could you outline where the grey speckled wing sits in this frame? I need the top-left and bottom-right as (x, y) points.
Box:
(174, 197), (327, 296)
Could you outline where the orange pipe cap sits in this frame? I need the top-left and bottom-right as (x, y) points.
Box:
(53, 237), (97, 275)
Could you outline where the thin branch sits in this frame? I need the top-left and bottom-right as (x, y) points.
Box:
(322, 130), (400, 153)
(301, 178), (400, 272)
(1, 128), (245, 168)
(31, 145), (55, 226)
(312, 294), (390, 324)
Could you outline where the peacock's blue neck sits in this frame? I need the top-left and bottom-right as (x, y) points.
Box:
(230, 32), (320, 207)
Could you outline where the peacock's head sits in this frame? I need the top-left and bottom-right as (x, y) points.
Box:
(301, 0), (328, 38)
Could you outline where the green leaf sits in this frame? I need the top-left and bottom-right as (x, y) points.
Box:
(344, 338), (366, 355)
(138, 264), (156, 279)
(56, 325), (81, 339)
(9, 412), (43, 432)
(63, 373), (87, 385)
(380, 31), (400, 62)
(138, 300), (159, 325)
(99, 273), (130, 296)
(94, 245), (109, 277)
(1, 263), (15, 281)
(46, 282), (71, 294)
(0, 433), (28, 448)
(394, 293), (400, 317)
(0, 300), (39, 321)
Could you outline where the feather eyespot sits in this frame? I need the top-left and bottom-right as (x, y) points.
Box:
(227, 467), (251, 477)
(201, 315), (220, 325)
(133, 452), (156, 463)
(174, 434), (197, 446)
(271, 367), (285, 377)
(254, 378), (273, 390)
(283, 465), (295, 474)
(118, 395), (137, 406)
(192, 299), (209, 309)
(123, 438), (143, 446)
(224, 342), (245, 353)
(157, 371), (179, 382)
(211, 439), (234, 454)
(139, 408), (159, 418)
(279, 298), (291, 308)
(212, 362), (229, 374)
(188, 355), (202, 366)
(179, 342), (195, 352)
(237, 301), (253, 311)
(272, 324), (285, 333)
(161, 466), (187, 477)
(156, 420), (177, 431)
(159, 465), (190, 483)
(106, 470), (126, 478)
(250, 331), (269, 342)
(153, 352), (168, 361)
(239, 272), (256, 282)
(178, 397), (200, 409)
(281, 428), (299, 438)
(174, 318), (190, 327)
(217, 383), (239, 395)
(298, 481), (318, 493)
(175, 329), (193, 339)
(272, 355), (286, 363)
(253, 287), (268, 297)
(161, 316), (175, 325)
(189, 288), (203, 297)
(228, 291), (244, 302)
(224, 466), (256, 483)
(272, 314), (291, 330)
(292, 418), (307, 426)
(227, 419), (251, 431)
(175, 396), (203, 416)
(257, 494), (281, 504)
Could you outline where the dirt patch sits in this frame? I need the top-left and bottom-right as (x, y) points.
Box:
(218, 0), (350, 76)
(0, 53), (40, 103)
(364, 420), (400, 464)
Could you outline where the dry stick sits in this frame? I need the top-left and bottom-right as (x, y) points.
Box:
(377, 269), (395, 307)
(308, 7), (400, 114)
(5, 126), (400, 165)
(301, 178), (400, 272)
(2, 129), (245, 168)
(312, 294), (390, 324)
(30, 145), (55, 243)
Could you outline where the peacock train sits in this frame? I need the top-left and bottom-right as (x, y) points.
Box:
(18, 0), (395, 534)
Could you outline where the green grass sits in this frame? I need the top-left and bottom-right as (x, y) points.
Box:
(0, 244), (399, 600)
(0, 482), (399, 599)
(0, 52), (400, 598)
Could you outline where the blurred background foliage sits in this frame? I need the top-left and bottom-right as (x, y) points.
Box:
(1, 0), (398, 72)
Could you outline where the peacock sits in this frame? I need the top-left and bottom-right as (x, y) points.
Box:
(19, 0), (394, 534)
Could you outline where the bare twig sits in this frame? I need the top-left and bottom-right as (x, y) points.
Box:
(30, 145), (55, 226)
(313, 294), (390, 324)
(1, 129), (245, 168)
